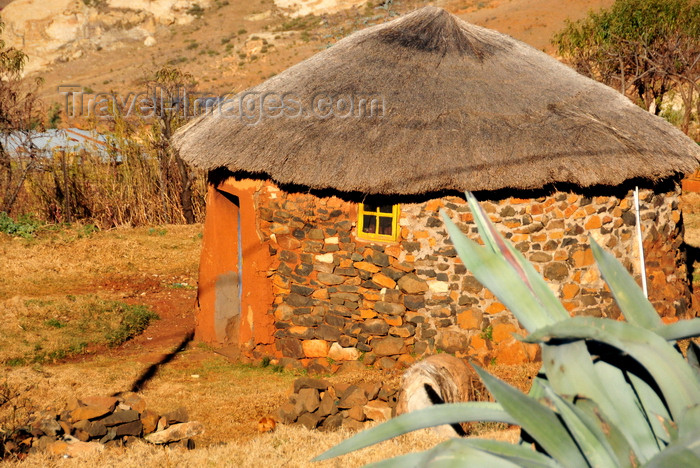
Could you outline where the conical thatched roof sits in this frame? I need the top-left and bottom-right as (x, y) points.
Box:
(173, 6), (700, 195)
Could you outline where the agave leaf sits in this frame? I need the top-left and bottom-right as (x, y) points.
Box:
(687, 342), (700, 382)
(540, 384), (629, 468)
(593, 360), (664, 459)
(442, 213), (556, 332)
(678, 405), (700, 443)
(628, 372), (672, 444)
(471, 364), (589, 467)
(460, 195), (569, 328)
(451, 439), (563, 468)
(589, 237), (662, 330)
(574, 397), (637, 467)
(652, 319), (700, 342)
(642, 440), (700, 467)
(312, 402), (516, 462)
(367, 439), (561, 468)
(525, 317), (700, 419)
(396, 439), (524, 468)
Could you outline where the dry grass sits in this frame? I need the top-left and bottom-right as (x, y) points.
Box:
(0, 223), (202, 299)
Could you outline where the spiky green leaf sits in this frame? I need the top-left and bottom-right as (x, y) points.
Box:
(652, 319), (700, 342)
(589, 237), (661, 330)
(525, 317), (700, 419)
(471, 364), (588, 467)
(312, 402), (516, 462)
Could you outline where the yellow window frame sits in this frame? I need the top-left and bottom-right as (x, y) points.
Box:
(357, 203), (400, 242)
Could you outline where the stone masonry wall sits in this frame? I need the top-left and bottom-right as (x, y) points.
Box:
(246, 179), (688, 368)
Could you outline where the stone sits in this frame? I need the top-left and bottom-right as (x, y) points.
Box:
(338, 386), (368, 409)
(145, 422), (204, 444)
(320, 412), (343, 431)
(307, 359), (332, 375)
(328, 342), (360, 361)
(297, 412), (322, 430)
(297, 388), (321, 413)
(529, 252), (552, 263)
(372, 273), (396, 289)
(141, 410), (160, 435)
(428, 281), (449, 293)
(277, 338), (304, 359)
(101, 410), (140, 427)
(397, 274), (429, 294)
(403, 295), (425, 311)
(276, 402), (298, 424)
(315, 324), (341, 341)
(544, 262), (569, 281)
(375, 356), (398, 370)
(317, 273), (345, 285)
(317, 392), (338, 417)
(374, 301), (405, 316)
(164, 407), (188, 424)
(347, 405), (365, 421)
(302, 339), (329, 358)
(315, 252), (334, 263)
(115, 420), (143, 437)
(70, 405), (111, 422)
(363, 401), (392, 422)
(359, 382), (381, 401)
(372, 336), (404, 356)
(80, 396), (118, 413)
(338, 360), (366, 374)
(457, 309), (482, 330)
(437, 330), (469, 354)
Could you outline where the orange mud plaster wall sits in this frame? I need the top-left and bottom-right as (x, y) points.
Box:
(196, 180), (275, 352)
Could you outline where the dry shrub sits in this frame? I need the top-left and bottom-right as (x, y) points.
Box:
(18, 138), (207, 228)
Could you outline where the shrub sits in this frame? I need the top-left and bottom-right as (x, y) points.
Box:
(105, 304), (159, 347)
(316, 193), (700, 466)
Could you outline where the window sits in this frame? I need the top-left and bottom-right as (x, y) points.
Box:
(357, 203), (400, 242)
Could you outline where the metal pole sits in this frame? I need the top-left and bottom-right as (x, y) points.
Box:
(634, 186), (648, 298)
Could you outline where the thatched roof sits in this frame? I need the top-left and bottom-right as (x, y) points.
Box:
(173, 6), (700, 195)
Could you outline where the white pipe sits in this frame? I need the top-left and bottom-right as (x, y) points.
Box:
(634, 186), (648, 298)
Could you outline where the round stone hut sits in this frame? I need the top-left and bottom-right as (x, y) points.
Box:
(174, 7), (700, 368)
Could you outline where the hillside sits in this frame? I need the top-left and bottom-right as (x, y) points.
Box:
(0, 0), (614, 113)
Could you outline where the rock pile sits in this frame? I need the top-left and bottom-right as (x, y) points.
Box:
(25, 393), (203, 458)
(276, 377), (397, 431)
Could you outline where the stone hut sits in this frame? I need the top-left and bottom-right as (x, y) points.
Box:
(174, 7), (700, 368)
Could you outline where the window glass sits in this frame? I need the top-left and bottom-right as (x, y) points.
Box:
(362, 214), (377, 234)
(358, 202), (399, 241)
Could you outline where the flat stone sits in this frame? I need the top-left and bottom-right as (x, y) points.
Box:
(297, 412), (322, 430)
(70, 405), (111, 422)
(347, 405), (365, 421)
(403, 295), (425, 311)
(120, 394), (146, 413)
(372, 336), (404, 356)
(293, 377), (330, 393)
(364, 400), (392, 422)
(375, 356), (398, 370)
(358, 382), (381, 401)
(317, 273), (345, 285)
(277, 338), (304, 359)
(302, 339), (329, 358)
(544, 262), (569, 281)
(145, 422), (204, 444)
(80, 396), (118, 413)
(338, 386), (368, 409)
(327, 342), (359, 361)
(48, 440), (104, 458)
(317, 392), (338, 417)
(374, 301), (405, 316)
(115, 420), (143, 437)
(277, 401), (298, 424)
(315, 324), (341, 341)
(101, 410), (140, 427)
(320, 412), (343, 432)
(361, 318), (389, 335)
(297, 388), (321, 413)
(141, 410), (160, 435)
(437, 330), (469, 354)
(397, 274), (429, 294)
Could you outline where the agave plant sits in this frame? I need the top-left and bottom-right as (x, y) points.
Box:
(314, 193), (700, 467)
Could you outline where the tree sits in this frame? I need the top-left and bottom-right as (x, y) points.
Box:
(554, 0), (700, 134)
(0, 20), (43, 214)
(146, 66), (197, 224)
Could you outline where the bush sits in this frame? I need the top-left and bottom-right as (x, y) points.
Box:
(0, 212), (42, 238)
(105, 305), (159, 347)
(317, 193), (700, 466)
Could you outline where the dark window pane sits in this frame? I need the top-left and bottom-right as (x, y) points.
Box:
(379, 216), (393, 235)
(364, 204), (378, 213)
(379, 205), (393, 213)
(362, 215), (377, 234)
